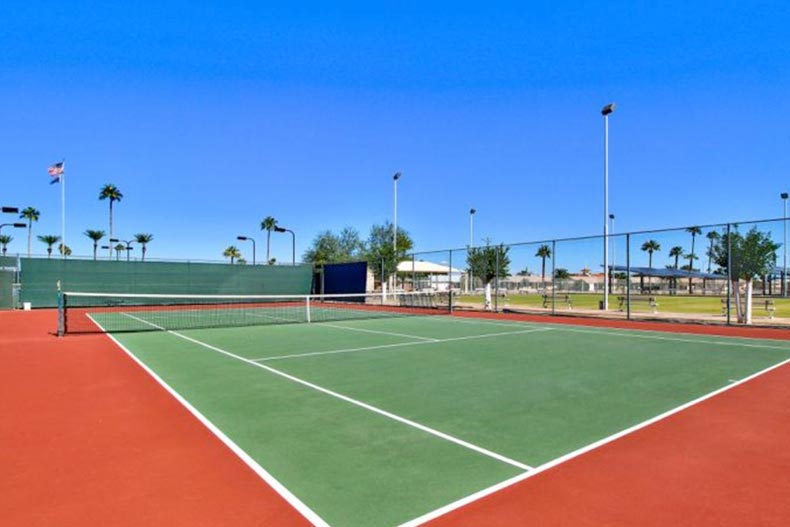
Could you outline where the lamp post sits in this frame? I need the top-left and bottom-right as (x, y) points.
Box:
(393, 172), (401, 252)
(0, 222), (26, 234)
(237, 236), (256, 265)
(274, 226), (295, 265)
(601, 102), (616, 310)
(782, 193), (788, 297)
(2, 207), (20, 214)
(110, 238), (134, 262)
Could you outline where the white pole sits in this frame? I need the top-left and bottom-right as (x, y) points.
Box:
(468, 208), (475, 293)
(61, 160), (66, 259)
(610, 215), (615, 293)
(603, 114), (609, 310)
(784, 196), (787, 297)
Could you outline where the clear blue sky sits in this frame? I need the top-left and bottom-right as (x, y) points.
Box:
(2, 1), (789, 268)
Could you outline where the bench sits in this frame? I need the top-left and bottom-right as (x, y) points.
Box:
(543, 294), (572, 310)
(618, 295), (658, 313)
(720, 298), (776, 319)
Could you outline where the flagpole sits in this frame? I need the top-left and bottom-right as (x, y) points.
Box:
(61, 160), (66, 259)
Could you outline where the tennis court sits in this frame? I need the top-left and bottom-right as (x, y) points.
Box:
(62, 292), (790, 527)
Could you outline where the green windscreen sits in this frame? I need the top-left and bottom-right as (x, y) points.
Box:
(19, 258), (313, 308)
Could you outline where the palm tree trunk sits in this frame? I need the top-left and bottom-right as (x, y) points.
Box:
(541, 258), (546, 290)
(27, 224), (32, 257)
(688, 236), (696, 294)
(108, 201), (114, 259)
(266, 231), (271, 261)
(47, 247), (52, 259)
(142, 244), (146, 261)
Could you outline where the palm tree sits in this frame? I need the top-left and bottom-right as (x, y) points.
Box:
(686, 226), (702, 293)
(669, 245), (683, 293)
(37, 235), (61, 258)
(223, 245), (241, 264)
(0, 234), (12, 256)
(535, 245), (552, 289)
(19, 207), (40, 257)
(84, 230), (106, 260)
(705, 231), (720, 273)
(134, 233), (154, 261)
(260, 216), (278, 262)
(99, 184), (123, 258)
(58, 244), (72, 258)
(113, 243), (125, 261)
(641, 240), (661, 292)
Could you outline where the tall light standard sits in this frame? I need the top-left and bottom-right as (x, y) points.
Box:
(468, 208), (476, 293)
(782, 193), (788, 297)
(601, 102), (616, 310)
(237, 236), (256, 265)
(274, 226), (296, 265)
(2, 207), (20, 214)
(393, 172), (401, 252)
(609, 213), (616, 294)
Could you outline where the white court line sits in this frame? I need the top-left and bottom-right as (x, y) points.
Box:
(397, 355), (790, 527)
(251, 328), (552, 362)
(90, 314), (331, 527)
(435, 315), (790, 350)
(119, 312), (534, 472)
(320, 322), (439, 342)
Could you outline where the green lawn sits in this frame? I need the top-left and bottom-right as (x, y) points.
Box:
(107, 314), (790, 527)
(457, 292), (790, 317)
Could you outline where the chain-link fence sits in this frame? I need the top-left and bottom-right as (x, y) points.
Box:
(407, 217), (790, 327)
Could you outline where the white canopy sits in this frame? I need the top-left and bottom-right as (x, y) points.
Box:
(396, 260), (462, 274)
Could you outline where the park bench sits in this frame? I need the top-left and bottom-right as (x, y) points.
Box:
(618, 295), (658, 313)
(719, 298), (776, 319)
(542, 293), (572, 310)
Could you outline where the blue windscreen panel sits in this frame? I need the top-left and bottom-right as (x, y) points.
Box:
(323, 261), (368, 295)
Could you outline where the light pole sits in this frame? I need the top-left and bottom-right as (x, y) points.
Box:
(393, 172), (401, 252)
(237, 236), (256, 265)
(274, 226), (295, 265)
(2, 207), (20, 214)
(0, 222), (26, 234)
(601, 102), (616, 310)
(468, 208), (476, 293)
(110, 238), (134, 262)
(782, 193), (788, 297)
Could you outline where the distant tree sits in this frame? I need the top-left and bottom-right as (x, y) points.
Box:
(711, 227), (779, 324)
(223, 245), (241, 264)
(705, 231), (721, 273)
(364, 222), (414, 288)
(641, 240), (661, 291)
(37, 234), (61, 258)
(669, 245), (684, 292)
(554, 268), (571, 280)
(0, 234), (12, 256)
(134, 233), (154, 261)
(113, 243), (125, 261)
(84, 229), (106, 260)
(58, 243), (72, 258)
(267, 257), (276, 265)
(260, 216), (278, 262)
(467, 241), (510, 310)
(99, 184), (123, 258)
(686, 226), (702, 293)
(303, 227), (365, 264)
(535, 245), (552, 289)
(237, 257), (247, 265)
(19, 207), (40, 257)
(516, 267), (531, 276)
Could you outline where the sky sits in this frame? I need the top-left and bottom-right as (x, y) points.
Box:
(1, 1), (789, 269)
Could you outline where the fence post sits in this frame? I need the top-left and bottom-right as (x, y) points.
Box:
(449, 249), (454, 313)
(551, 240), (556, 316)
(494, 248), (500, 312)
(626, 233), (631, 320)
(727, 223), (732, 326)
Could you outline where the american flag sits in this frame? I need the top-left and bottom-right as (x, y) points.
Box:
(48, 161), (64, 184)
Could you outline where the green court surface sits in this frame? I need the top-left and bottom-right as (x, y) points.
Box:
(101, 313), (790, 527)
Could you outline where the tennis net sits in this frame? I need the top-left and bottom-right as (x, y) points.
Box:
(58, 291), (452, 335)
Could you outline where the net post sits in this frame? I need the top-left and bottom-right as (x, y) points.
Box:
(306, 295), (311, 323)
(57, 281), (65, 337)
